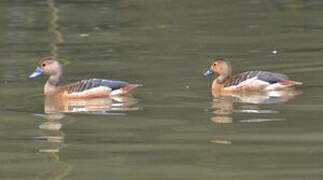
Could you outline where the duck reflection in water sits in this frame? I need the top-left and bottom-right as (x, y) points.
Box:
(211, 90), (301, 124)
(44, 95), (140, 115)
(36, 96), (140, 150)
(34, 94), (141, 179)
(33, 95), (141, 177)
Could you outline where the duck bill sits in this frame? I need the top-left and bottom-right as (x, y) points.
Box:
(203, 69), (214, 77)
(29, 67), (43, 78)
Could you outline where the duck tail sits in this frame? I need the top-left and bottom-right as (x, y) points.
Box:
(121, 84), (142, 94)
(110, 84), (142, 96)
(265, 80), (302, 91)
(279, 80), (302, 86)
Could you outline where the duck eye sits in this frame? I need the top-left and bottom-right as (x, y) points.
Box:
(42, 64), (46, 67)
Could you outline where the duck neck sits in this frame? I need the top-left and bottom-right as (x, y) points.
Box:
(216, 74), (230, 84)
(216, 65), (232, 84)
(44, 71), (62, 96)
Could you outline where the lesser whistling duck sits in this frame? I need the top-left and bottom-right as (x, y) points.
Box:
(29, 57), (141, 98)
(203, 58), (302, 94)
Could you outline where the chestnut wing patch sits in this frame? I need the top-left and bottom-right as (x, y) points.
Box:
(225, 71), (289, 87)
(66, 79), (129, 93)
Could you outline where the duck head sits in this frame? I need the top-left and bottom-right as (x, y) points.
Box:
(203, 58), (232, 84)
(29, 57), (62, 79)
(204, 58), (232, 77)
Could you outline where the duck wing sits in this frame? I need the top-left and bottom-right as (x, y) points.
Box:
(65, 79), (129, 93)
(225, 71), (289, 87)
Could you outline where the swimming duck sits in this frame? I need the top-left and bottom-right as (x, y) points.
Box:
(203, 58), (302, 93)
(29, 57), (141, 98)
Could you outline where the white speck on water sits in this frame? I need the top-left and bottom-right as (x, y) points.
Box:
(186, 85), (190, 89)
(272, 50), (278, 54)
(80, 33), (90, 37)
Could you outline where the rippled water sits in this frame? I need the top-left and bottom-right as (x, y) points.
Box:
(1, 0), (323, 179)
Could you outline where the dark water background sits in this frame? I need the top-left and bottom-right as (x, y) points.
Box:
(1, 0), (323, 179)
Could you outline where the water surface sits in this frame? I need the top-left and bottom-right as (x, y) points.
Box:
(1, 0), (323, 179)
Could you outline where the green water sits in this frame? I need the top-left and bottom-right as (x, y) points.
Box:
(1, 0), (323, 179)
